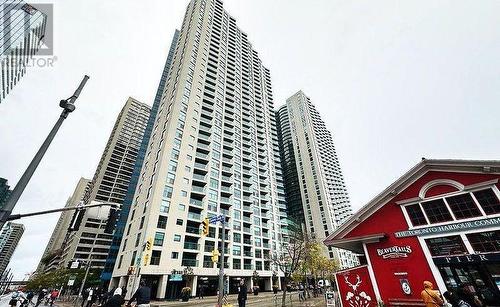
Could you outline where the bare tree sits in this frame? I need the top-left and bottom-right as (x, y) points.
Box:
(269, 226), (306, 307)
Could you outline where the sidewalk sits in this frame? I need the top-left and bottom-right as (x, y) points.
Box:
(150, 291), (325, 307)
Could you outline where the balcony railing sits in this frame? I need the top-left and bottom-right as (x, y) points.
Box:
(188, 212), (201, 220)
(186, 226), (200, 235)
(181, 259), (198, 267)
(184, 242), (200, 250)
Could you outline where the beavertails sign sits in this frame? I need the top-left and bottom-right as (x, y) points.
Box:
(376, 245), (412, 259)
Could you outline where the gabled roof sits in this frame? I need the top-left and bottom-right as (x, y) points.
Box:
(325, 159), (500, 245)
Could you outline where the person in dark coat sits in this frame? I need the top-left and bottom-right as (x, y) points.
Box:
(127, 281), (150, 307)
(104, 288), (124, 307)
(237, 281), (247, 307)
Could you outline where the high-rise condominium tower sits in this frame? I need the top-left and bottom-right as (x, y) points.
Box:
(0, 178), (12, 209)
(0, 1), (46, 103)
(61, 98), (151, 269)
(101, 30), (181, 283)
(112, 0), (288, 299)
(276, 90), (357, 269)
(36, 178), (90, 274)
(0, 222), (24, 275)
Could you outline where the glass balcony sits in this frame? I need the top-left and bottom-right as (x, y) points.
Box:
(192, 174), (207, 182)
(191, 186), (206, 194)
(189, 198), (203, 207)
(203, 261), (213, 268)
(187, 212), (201, 220)
(194, 162), (208, 171)
(243, 264), (253, 270)
(186, 226), (200, 235)
(184, 242), (200, 250)
(243, 227), (251, 233)
(181, 259), (198, 267)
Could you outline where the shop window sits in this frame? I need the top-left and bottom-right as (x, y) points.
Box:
(473, 189), (500, 215)
(445, 193), (482, 219)
(466, 230), (500, 253)
(425, 235), (467, 256)
(406, 204), (427, 226)
(421, 199), (453, 223)
(150, 250), (161, 265)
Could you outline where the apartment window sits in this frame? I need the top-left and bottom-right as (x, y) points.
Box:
(183, 178), (189, 184)
(176, 219), (183, 226)
(130, 251), (137, 266)
(233, 245), (241, 256)
(233, 259), (241, 270)
(172, 252), (179, 259)
(233, 233), (241, 243)
(163, 186), (173, 199)
(446, 194), (481, 219)
(473, 189), (500, 215)
(139, 217), (145, 229)
(425, 235), (467, 257)
(118, 255), (123, 269)
(167, 173), (176, 184)
(150, 250), (161, 265)
(160, 200), (170, 213)
(122, 239), (127, 252)
(154, 232), (165, 246)
(421, 199), (453, 223)
(185, 166), (191, 172)
(174, 234), (181, 242)
(178, 204), (186, 211)
(181, 190), (188, 197)
(467, 230), (500, 253)
(168, 160), (178, 172)
(135, 233), (141, 247)
(157, 216), (168, 229)
(405, 204), (427, 226)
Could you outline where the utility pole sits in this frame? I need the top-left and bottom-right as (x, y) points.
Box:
(217, 217), (226, 307)
(0, 75), (89, 229)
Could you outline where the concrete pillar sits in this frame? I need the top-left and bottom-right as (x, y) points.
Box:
(248, 277), (253, 293)
(278, 276), (282, 291)
(191, 276), (198, 297)
(157, 275), (168, 300)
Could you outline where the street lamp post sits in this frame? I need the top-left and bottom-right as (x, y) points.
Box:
(0, 75), (89, 229)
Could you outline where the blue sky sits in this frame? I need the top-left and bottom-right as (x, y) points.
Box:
(0, 0), (499, 279)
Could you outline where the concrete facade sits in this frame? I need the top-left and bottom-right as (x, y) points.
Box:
(277, 91), (358, 269)
(36, 177), (90, 273)
(111, 0), (288, 299)
(0, 222), (24, 275)
(61, 98), (151, 270)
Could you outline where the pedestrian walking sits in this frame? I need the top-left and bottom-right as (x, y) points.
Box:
(197, 284), (204, 299)
(298, 284), (305, 302)
(127, 281), (151, 307)
(35, 289), (47, 307)
(104, 288), (124, 307)
(85, 288), (95, 307)
(421, 281), (444, 307)
(237, 280), (247, 307)
(49, 289), (59, 306)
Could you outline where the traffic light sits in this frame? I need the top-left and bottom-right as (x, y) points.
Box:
(211, 249), (220, 263)
(145, 237), (152, 251)
(104, 207), (120, 234)
(68, 209), (85, 232)
(201, 218), (209, 236)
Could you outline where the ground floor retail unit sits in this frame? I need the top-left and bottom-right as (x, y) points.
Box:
(324, 159), (500, 306)
(112, 273), (281, 300)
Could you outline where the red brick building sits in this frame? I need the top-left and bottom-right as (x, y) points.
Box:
(325, 159), (500, 306)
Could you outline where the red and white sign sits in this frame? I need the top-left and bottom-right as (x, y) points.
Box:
(335, 266), (376, 307)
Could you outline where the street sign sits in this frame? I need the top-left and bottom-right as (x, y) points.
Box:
(325, 291), (336, 307)
(209, 215), (224, 224)
(70, 261), (79, 269)
(170, 274), (182, 281)
(67, 276), (75, 286)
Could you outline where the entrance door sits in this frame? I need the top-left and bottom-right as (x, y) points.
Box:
(438, 263), (500, 305)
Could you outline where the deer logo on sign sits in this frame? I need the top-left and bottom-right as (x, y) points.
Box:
(343, 274), (372, 307)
